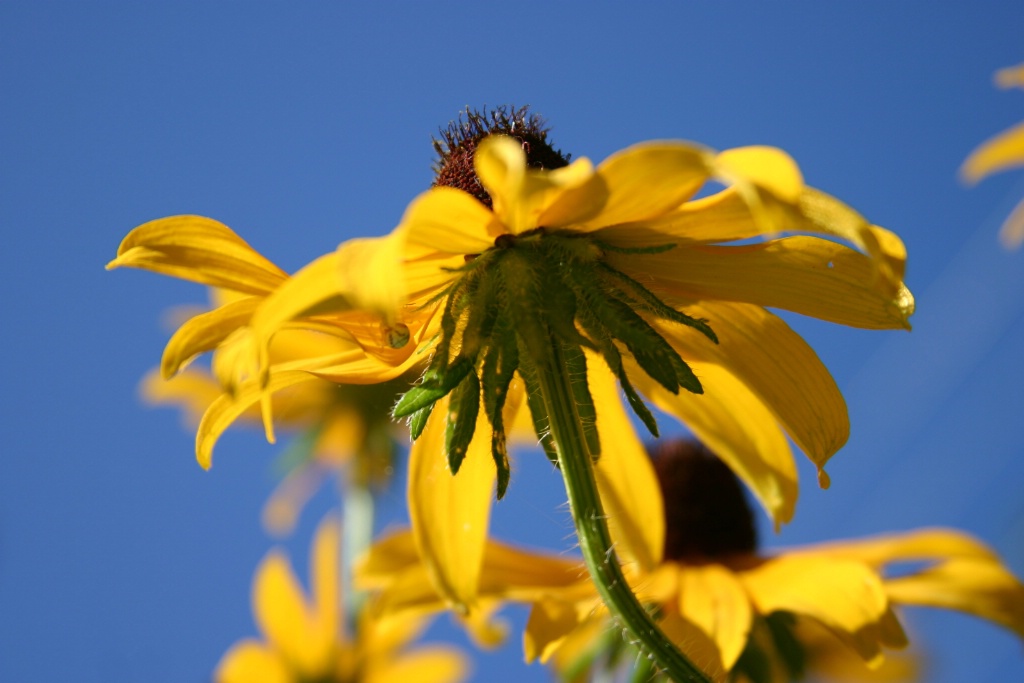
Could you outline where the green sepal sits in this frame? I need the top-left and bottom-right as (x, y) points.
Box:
(517, 352), (559, 466)
(617, 364), (660, 438)
(408, 403), (434, 441)
(393, 355), (473, 418)
(491, 429), (511, 500)
(599, 263), (718, 344)
(561, 341), (601, 460)
(445, 371), (480, 474)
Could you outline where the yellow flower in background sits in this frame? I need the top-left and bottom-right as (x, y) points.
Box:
(216, 517), (467, 683)
(961, 63), (1024, 248)
(358, 439), (1024, 683)
(107, 216), (428, 471)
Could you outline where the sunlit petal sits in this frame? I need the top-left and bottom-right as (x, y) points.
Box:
(612, 235), (914, 330)
(364, 648), (468, 683)
(160, 296), (259, 378)
(106, 215), (287, 295)
(408, 395), (496, 612)
(659, 301), (847, 476)
(398, 186), (502, 253)
(524, 599), (590, 663)
(632, 360), (798, 526)
(676, 564), (753, 670)
(311, 518), (341, 646)
(715, 145), (803, 204)
(740, 554), (893, 663)
(587, 354), (666, 571)
(140, 368), (223, 427)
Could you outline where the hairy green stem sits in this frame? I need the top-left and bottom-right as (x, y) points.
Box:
(532, 340), (712, 683)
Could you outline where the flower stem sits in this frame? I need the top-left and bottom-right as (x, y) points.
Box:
(532, 340), (712, 683)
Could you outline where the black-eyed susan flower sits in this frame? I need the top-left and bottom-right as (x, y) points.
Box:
(961, 63), (1024, 248)
(358, 439), (1024, 683)
(235, 107), (913, 680)
(216, 516), (467, 683)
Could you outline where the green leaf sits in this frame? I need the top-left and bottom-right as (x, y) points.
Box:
(408, 403), (434, 440)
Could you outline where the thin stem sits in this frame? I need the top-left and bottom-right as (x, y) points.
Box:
(340, 477), (374, 634)
(532, 340), (711, 683)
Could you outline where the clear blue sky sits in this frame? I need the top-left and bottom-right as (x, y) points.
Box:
(2, 3), (1023, 682)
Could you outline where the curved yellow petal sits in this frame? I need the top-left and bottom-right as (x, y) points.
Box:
(160, 296), (260, 378)
(196, 370), (324, 469)
(658, 613), (729, 683)
(587, 354), (666, 571)
(715, 146), (804, 205)
(214, 640), (291, 683)
(804, 528), (1000, 567)
(574, 141), (711, 230)
(524, 599), (591, 664)
(612, 235), (914, 330)
(884, 557), (1024, 637)
(398, 186), (502, 254)
(364, 648), (468, 683)
(253, 552), (328, 677)
(408, 395), (496, 613)
(961, 120), (1024, 184)
(677, 564), (753, 670)
(740, 554), (894, 663)
(633, 360), (798, 526)
(106, 215), (287, 295)
(140, 367), (223, 426)
(659, 301), (847, 475)
(475, 135), (595, 235)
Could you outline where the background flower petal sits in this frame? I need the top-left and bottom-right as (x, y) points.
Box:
(961, 120), (1024, 184)
(676, 564), (753, 670)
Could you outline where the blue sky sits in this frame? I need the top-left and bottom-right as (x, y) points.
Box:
(2, 3), (1023, 682)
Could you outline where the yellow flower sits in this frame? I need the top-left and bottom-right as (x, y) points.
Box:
(216, 516), (467, 683)
(357, 440), (1024, 683)
(107, 216), (429, 470)
(961, 63), (1024, 248)
(257, 127), (913, 615)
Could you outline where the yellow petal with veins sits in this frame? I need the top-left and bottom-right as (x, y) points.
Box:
(106, 215), (287, 295)
(407, 395), (496, 613)
(632, 360), (798, 526)
(659, 301), (847, 474)
(677, 564), (752, 670)
(587, 354), (666, 571)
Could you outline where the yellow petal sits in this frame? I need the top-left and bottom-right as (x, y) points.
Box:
(311, 518), (341, 645)
(961, 120), (1024, 184)
(659, 301), (847, 476)
(214, 640), (291, 683)
(632, 360), (798, 526)
(262, 466), (324, 536)
(140, 368), (223, 427)
(398, 186), (503, 254)
(612, 235), (914, 330)
(106, 215), (287, 295)
(657, 613), (729, 683)
(806, 528), (1000, 567)
(884, 557), (1024, 637)
(524, 599), (589, 663)
(253, 551), (328, 677)
(676, 564), (753, 670)
(587, 354), (666, 571)
(998, 196), (1024, 249)
(363, 648), (468, 683)
(407, 395), (496, 612)
(475, 135), (596, 234)
(573, 141), (711, 230)
(160, 296), (259, 379)
(715, 146), (804, 204)
(740, 554), (893, 663)
(196, 370), (325, 469)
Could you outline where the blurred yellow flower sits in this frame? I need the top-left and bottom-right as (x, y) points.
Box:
(263, 129), (913, 615)
(358, 440), (1024, 683)
(216, 517), (467, 683)
(961, 63), (1024, 248)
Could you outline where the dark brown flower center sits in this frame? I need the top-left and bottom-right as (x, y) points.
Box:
(650, 438), (758, 562)
(431, 105), (570, 207)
